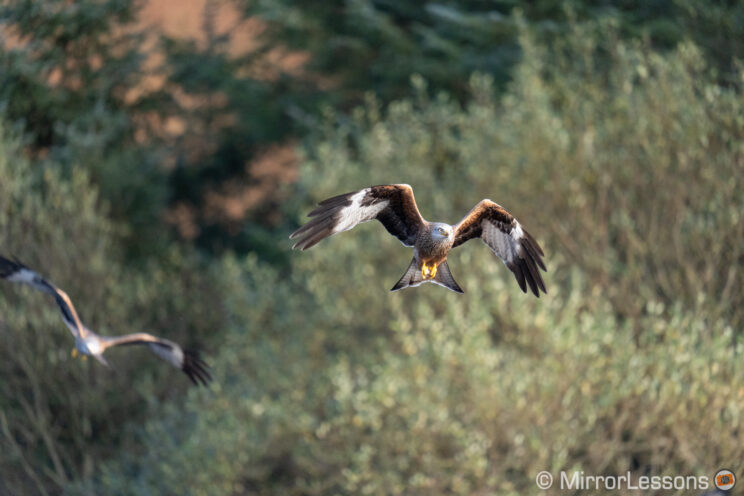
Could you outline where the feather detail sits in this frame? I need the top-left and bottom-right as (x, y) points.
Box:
(290, 184), (425, 249)
(453, 200), (547, 296)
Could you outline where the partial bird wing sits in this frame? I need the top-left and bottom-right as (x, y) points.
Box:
(101, 333), (211, 386)
(453, 200), (547, 296)
(0, 255), (88, 338)
(290, 184), (426, 250)
(0, 256), (55, 293)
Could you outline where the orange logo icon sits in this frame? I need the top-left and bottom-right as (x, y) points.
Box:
(715, 469), (736, 491)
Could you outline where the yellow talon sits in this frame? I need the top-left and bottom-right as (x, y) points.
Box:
(421, 263), (438, 280)
(71, 348), (78, 358)
(81, 355), (87, 362)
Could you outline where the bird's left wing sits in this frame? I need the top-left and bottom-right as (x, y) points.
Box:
(102, 333), (211, 386)
(453, 200), (547, 297)
(0, 256), (56, 294)
(290, 184), (425, 250)
(0, 255), (88, 338)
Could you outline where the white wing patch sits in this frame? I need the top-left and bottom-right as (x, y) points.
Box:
(148, 341), (183, 369)
(511, 222), (524, 240)
(332, 189), (389, 234)
(7, 268), (34, 284)
(8, 268), (40, 285)
(483, 219), (520, 263)
(4, 267), (55, 294)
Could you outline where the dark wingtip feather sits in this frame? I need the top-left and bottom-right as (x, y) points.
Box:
(289, 190), (360, 248)
(290, 204), (349, 250)
(520, 258), (540, 297)
(0, 255), (24, 278)
(513, 231), (547, 297)
(315, 191), (356, 209)
(521, 235), (547, 272)
(522, 229), (545, 257)
(528, 257), (547, 297)
(508, 261), (527, 293)
(182, 350), (212, 386)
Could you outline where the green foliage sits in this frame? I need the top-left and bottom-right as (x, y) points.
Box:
(77, 269), (743, 494)
(0, 123), (225, 495)
(159, 0), (744, 255)
(70, 28), (744, 495)
(298, 30), (744, 327)
(1, 2), (743, 494)
(6, 0), (742, 259)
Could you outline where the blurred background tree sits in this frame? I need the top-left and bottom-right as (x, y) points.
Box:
(0, 0), (743, 494)
(157, 0), (744, 257)
(70, 29), (744, 493)
(241, 0), (744, 102)
(0, 0), (173, 259)
(0, 121), (227, 494)
(160, 13), (311, 260)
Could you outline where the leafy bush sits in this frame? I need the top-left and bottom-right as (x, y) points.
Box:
(71, 27), (744, 495)
(72, 267), (743, 495)
(0, 123), (224, 495)
(297, 26), (744, 327)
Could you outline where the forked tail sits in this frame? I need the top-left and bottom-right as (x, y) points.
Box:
(390, 258), (464, 294)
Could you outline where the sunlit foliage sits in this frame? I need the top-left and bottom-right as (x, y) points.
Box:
(65, 26), (744, 495)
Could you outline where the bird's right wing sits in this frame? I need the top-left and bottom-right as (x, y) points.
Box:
(453, 200), (547, 297)
(102, 333), (212, 386)
(290, 184), (426, 250)
(0, 255), (88, 338)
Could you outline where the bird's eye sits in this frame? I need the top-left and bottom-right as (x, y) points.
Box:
(438, 227), (445, 234)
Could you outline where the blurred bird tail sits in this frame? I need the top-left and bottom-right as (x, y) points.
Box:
(94, 353), (111, 368)
(391, 258), (424, 292)
(390, 259), (464, 293)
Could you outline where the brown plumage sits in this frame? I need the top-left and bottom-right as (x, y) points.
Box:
(290, 185), (424, 250)
(290, 184), (547, 295)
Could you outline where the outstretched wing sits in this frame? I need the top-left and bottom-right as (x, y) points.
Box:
(290, 184), (426, 250)
(453, 200), (547, 297)
(102, 333), (212, 386)
(0, 256), (55, 294)
(0, 255), (88, 338)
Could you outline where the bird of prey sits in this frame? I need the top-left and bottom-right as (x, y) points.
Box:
(290, 184), (547, 295)
(0, 256), (211, 386)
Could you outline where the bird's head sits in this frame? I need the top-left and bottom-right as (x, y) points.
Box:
(432, 223), (453, 242)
